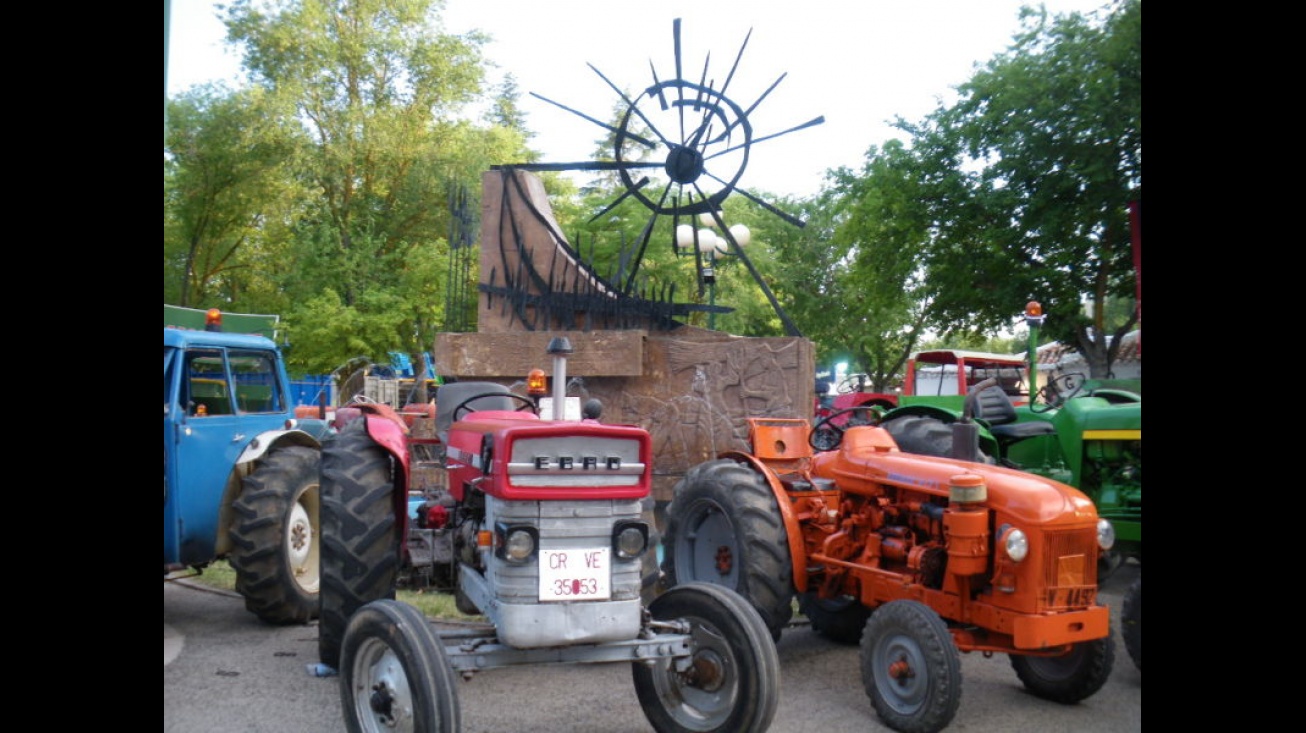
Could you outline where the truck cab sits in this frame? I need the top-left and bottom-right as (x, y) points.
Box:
(164, 315), (333, 623)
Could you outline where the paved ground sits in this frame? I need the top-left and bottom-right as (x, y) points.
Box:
(165, 561), (1140, 732)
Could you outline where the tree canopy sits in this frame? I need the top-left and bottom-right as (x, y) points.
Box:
(164, 0), (1141, 383)
(791, 0), (1140, 381)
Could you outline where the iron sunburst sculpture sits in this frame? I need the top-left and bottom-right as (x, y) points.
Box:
(497, 18), (823, 336)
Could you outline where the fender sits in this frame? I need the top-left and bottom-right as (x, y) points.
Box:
(235, 427), (326, 465)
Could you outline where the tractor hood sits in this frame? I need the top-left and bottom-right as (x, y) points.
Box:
(812, 427), (1100, 527)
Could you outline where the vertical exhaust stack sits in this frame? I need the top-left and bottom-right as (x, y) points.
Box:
(547, 336), (574, 420)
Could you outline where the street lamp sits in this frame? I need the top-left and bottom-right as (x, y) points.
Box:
(673, 217), (749, 329)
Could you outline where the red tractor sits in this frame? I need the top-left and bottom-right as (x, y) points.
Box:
(661, 391), (1116, 733)
(317, 338), (780, 733)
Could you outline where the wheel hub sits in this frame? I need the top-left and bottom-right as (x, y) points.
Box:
(686, 649), (727, 692)
(369, 683), (396, 724)
(714, 545), (733, 575)
(888, 655), (917, 686)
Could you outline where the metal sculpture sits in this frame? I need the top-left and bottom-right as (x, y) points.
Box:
(502, 18), (823, 336)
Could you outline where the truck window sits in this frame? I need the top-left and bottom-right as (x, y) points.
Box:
(185, 350), (231, 416)
(230, 350), (282, 414)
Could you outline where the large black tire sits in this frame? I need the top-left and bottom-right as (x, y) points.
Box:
(860, 600), (962, 733)
(881, 415), (955, 458)
(1121, 576), (1141, 672)
(1097, 548), (1125, 582)
(799, 592), (871, 645)
(340, 599), (461, 733)
(228, 445), (321, 624)
(1010, 636), (1115, 704)
(632, 582), (780, 733)
(319, 419), (401, 668)
(641, 494), (664, 606)
(661, 459), (794, 641)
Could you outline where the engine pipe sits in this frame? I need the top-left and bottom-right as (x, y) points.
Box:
(547, 336), (574, 419)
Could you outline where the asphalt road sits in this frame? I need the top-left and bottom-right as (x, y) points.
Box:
(164, 561), (1140, 733)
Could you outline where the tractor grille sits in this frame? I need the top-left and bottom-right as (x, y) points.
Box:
(488, 498), (644, 604)
(1039, 528), (1099, 611)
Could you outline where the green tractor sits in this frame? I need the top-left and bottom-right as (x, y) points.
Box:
(820, 302), (1141, 577)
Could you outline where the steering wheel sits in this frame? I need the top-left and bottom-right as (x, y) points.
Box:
(836, 374), (869, 394)
(1030, 373), (1085, 413)
(451, 392), (539, 421)
(809, 405), (882, 451)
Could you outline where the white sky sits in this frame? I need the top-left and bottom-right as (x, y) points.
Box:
(166, 0), (1112, 199)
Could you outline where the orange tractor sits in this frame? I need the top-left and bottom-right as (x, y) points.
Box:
(661, 390), (1116, 733)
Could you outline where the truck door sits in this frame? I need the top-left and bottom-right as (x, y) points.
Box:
(164, 347), (248, 567)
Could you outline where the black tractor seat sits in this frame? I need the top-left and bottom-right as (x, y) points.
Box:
(434, 382), (518, 443)
(971, 384), (1056, 452)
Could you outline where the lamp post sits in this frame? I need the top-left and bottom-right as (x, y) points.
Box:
(673, 218), (750, 330)
(1024, 301), (1044, 401)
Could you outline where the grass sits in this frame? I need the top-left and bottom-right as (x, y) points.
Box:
(186, 559), (483, 622)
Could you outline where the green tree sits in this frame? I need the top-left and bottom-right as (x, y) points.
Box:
(900, 0), (1141, 377)
(218, 0), (529, 374)
(818, 143), (942, 391)
(486, 72), (533, 144)
(164, 82), (305, 310)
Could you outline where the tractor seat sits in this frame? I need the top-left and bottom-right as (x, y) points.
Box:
(434, 382), (517, 442)
(972, 384), (1056, 449)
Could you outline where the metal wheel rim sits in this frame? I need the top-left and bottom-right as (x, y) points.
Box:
(675, 503), (739, 586)
(350, 637), (417, 733)
(286, 486), (320, 593)
(649, 619), (739, 730)
(873, 632), (930, 716)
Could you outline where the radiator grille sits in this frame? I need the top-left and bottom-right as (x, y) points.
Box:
(1040, 528), (1099, 610)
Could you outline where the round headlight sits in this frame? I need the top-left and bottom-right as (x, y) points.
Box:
(615, 525), (647, 559)
(1003, 527), (1029, 563)
(1097, 519), (1116, 551)
(504, 528), (536, 562)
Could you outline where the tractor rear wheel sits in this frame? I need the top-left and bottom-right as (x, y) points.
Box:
(881, 415), (956, 458)
(228, 446), (321, 624)
(661, 459), (794, 641)
(641, 494), (664, 605)
(632, 582), (780, 733)
(860, 600), (961, 733)
(319, 419), (401, 668)
(1009, 636), (1115, 704)
(799, 592), (871, 645)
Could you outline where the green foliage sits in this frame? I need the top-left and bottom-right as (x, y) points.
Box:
(810, 0), (1141, 379)
(165, 0), (538, 373)
(164, 83), (306, 310)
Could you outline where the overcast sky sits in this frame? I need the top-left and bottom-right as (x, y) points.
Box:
(166, 0), (1113, 199)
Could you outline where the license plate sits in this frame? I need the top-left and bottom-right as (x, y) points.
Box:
(538, 547), (611, 601)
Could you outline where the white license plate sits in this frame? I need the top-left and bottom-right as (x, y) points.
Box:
(538, 547), (611, 601)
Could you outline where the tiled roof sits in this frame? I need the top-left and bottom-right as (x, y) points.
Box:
(1036, 330), (1140, 365)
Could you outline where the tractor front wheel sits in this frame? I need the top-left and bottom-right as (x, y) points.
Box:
(632, 582), (780, 733)
(340, 599), (460, 733)
(228, 446), (321, 624)
(661, 459), (794, 641)
(860, 600), (962, 733)
(319, 419), (401, 668)
(1009, 636), (1115, 704)
(1121, 576), (1141, 672)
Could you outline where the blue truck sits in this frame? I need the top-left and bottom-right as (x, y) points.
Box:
(163, 308), (334, 623)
